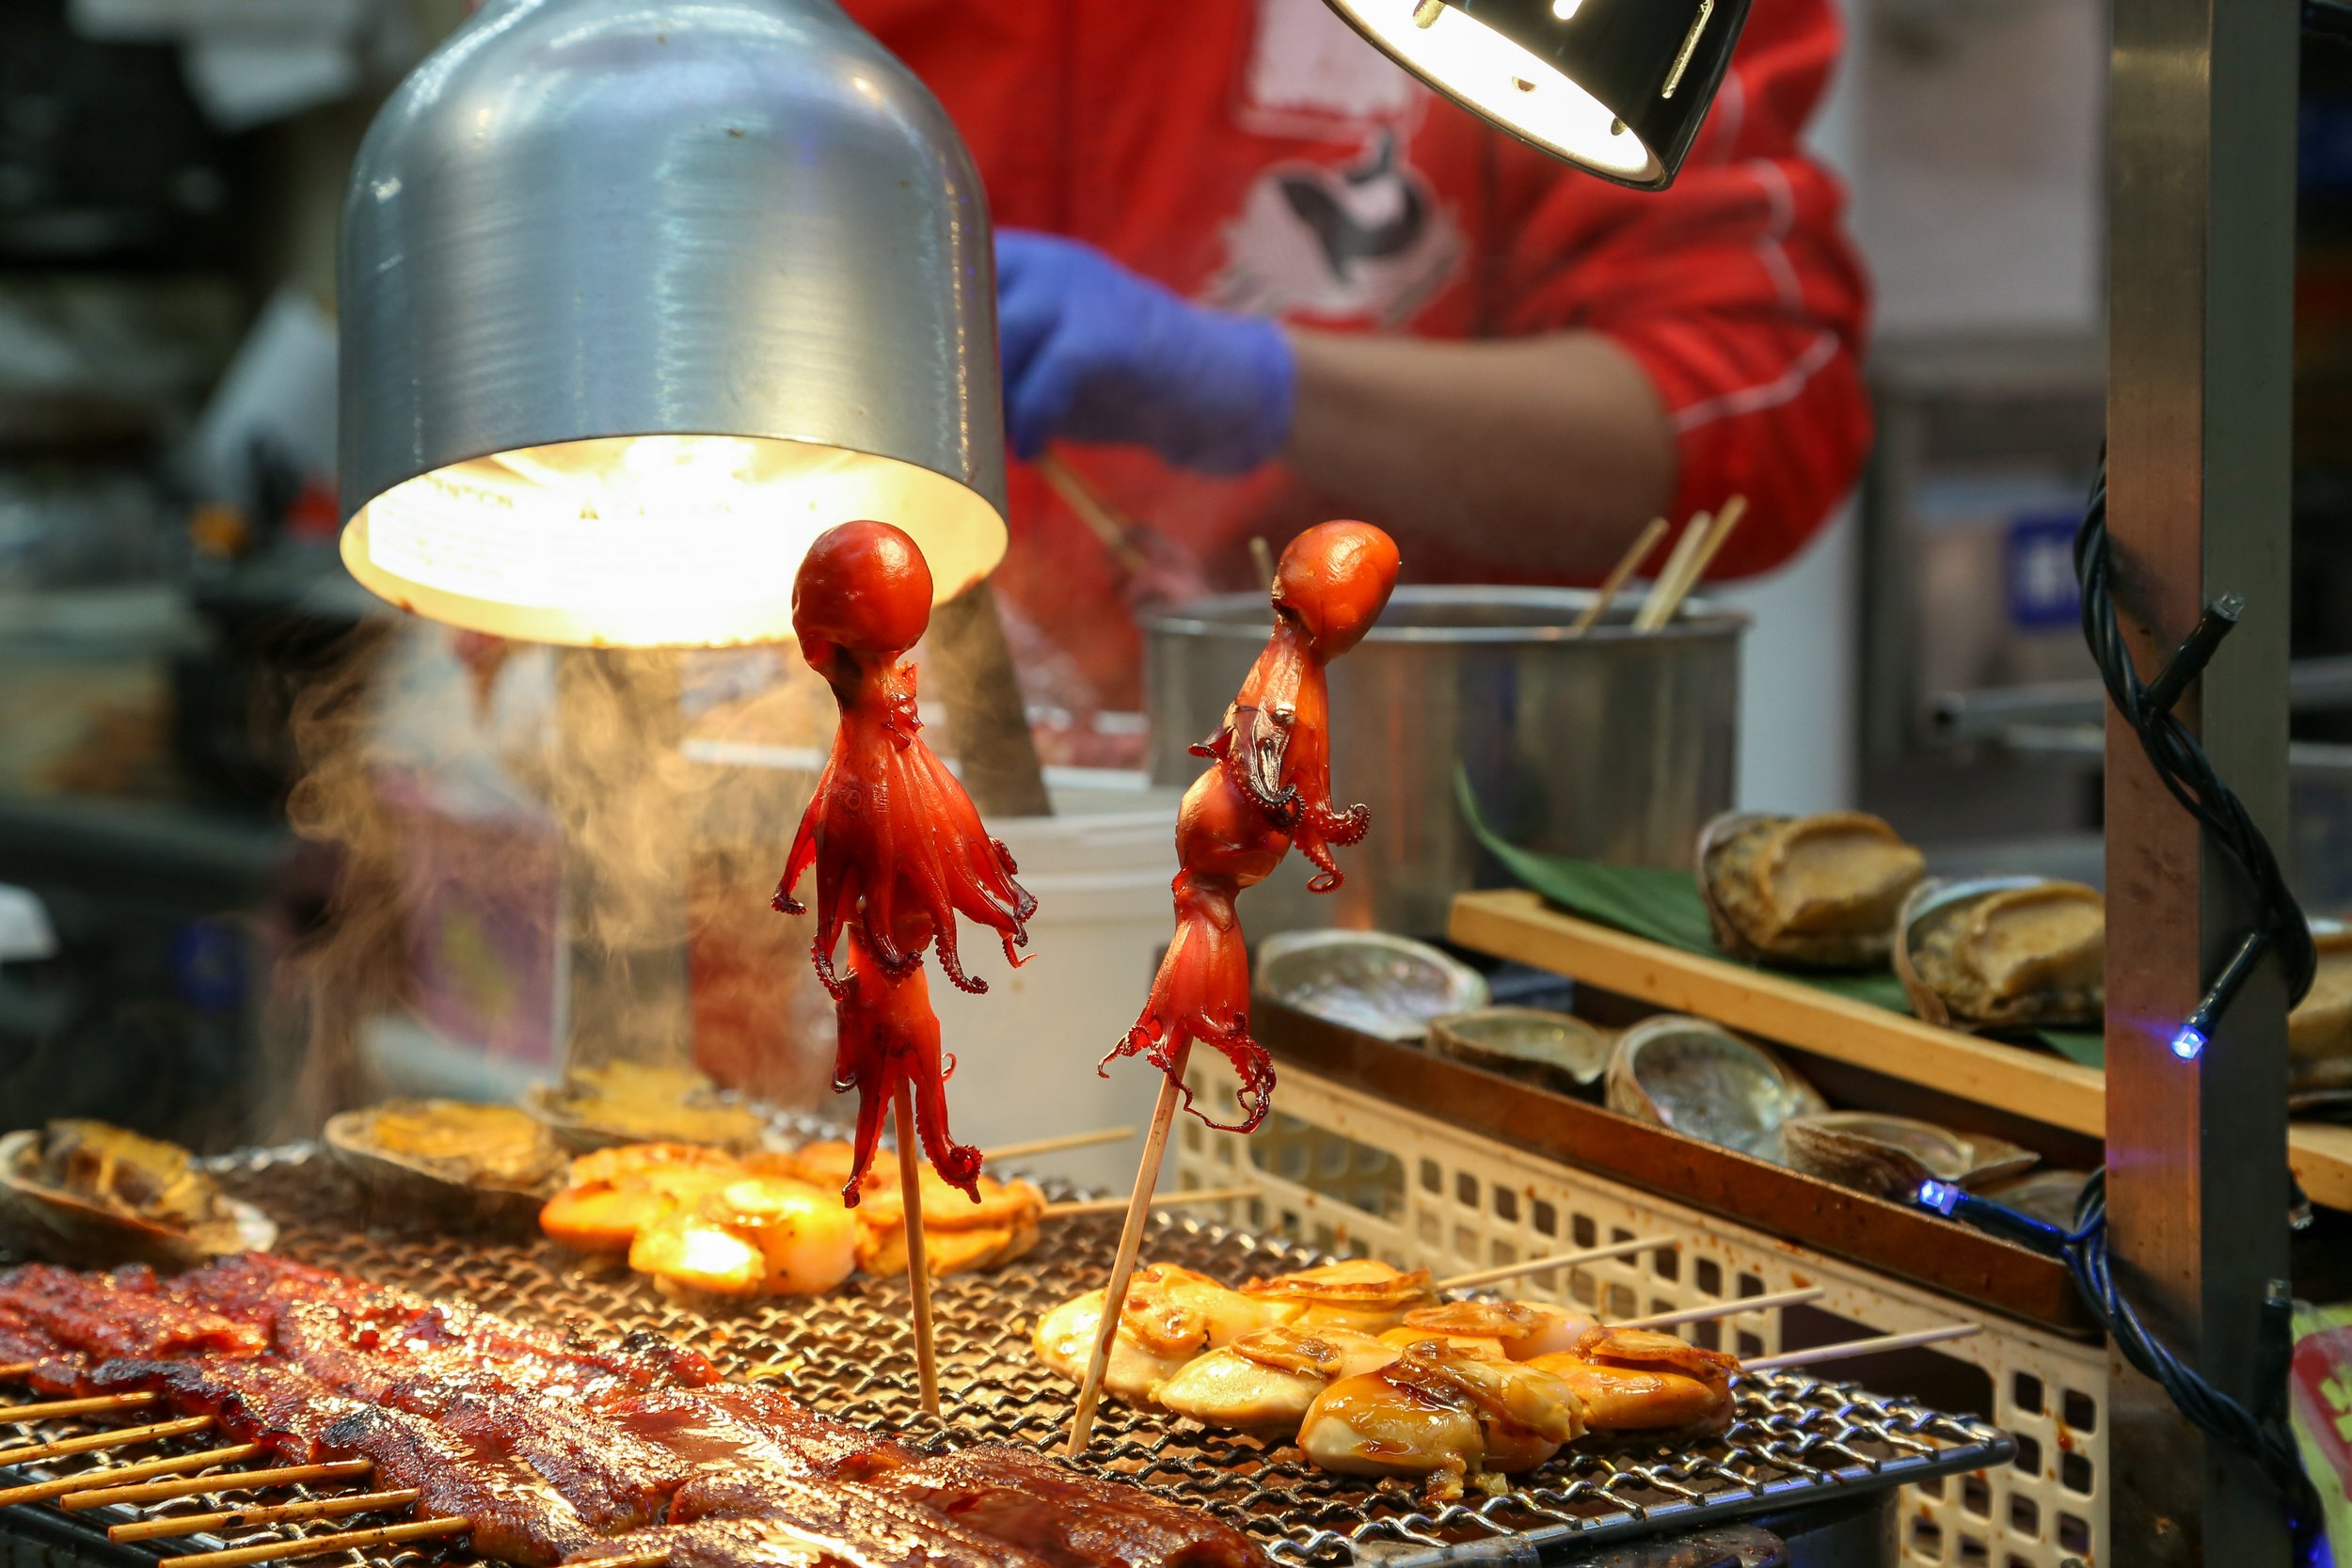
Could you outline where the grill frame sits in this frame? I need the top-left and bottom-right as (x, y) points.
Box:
(0, 1143), (2013, 1568)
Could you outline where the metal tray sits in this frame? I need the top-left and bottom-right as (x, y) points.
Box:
(1257, 1000), (2095, 1337)
(1, 1143), (2012, 1568)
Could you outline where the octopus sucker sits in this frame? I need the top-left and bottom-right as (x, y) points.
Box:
(774, 521), (1035, 1197)
(1106, 523), (1399, 1131)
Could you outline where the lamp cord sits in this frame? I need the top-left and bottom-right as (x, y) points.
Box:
(2069, 449), (2325, 1551)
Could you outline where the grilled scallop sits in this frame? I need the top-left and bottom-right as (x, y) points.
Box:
(1525, 1354), (1733, 1433)
(1155, 1324), (1399, 1434)
(1298, 1338), (1585, 1498)
(1393, 1300), (1597, 1361)
(1239, 1259), (1438, 1335)
(1032, 1291), (1198, 1407)
(1033, 1265), (1300, 1408)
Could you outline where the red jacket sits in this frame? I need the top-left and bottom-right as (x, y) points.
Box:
(853, 0), (1872, 716)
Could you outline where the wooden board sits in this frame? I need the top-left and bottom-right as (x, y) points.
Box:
(1448, 888), (2352, 1212)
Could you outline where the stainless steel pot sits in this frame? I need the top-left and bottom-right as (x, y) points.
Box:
(1141, 586), (1745, 938)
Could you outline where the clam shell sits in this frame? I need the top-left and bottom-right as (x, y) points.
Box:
(522, 1070), (771, 1154)
(2289, 923), (2352, 1094)
(0, 1129), (273, 1269)
(1780, 1111), (2038, 1200)
(1695, 811), (1924, 970)
(326, 1101), (566, 1226)
(1897, 877), (2104, 1030)
(1254, 931), (1488, 1043)
(1427, 1007), (1611, 1092)
(1603, 1016), (1826, 1159)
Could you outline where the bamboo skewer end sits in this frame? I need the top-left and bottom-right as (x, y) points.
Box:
(158, 1514), (469, 1568)
(894, 1086), (942, 1418)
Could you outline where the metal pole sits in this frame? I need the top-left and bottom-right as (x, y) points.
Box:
(2104, 0), (2297, 1560)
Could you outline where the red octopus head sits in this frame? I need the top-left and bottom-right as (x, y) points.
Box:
(1271, 520), (1401, 657)
(793, 520), (934, 659)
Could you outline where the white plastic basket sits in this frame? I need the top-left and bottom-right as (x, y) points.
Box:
(1171, 1061), (2108, 1568)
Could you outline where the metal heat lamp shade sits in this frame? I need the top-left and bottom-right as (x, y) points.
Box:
(1320, 0), (1752, 189)
(337, 0), (1009, 649)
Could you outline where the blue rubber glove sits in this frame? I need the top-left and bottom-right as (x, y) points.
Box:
(996, 230), (1296, 475)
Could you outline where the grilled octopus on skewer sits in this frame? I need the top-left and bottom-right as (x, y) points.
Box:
(773, 521), (1038, 1200)
(1103, 522), (1400, 1132)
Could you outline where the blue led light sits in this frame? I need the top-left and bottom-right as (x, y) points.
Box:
(1915, 1178), (1963, 1215)
(2170, 1024), (2207, 1061)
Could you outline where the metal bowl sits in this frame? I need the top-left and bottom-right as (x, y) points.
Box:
(1603, 1016), (1826, 1159)
(1254, 930), (1488, 1042)
(1427, 1007), (1612, 1093)
(1780, 1111), (2038, 1200)
(1144, 585), (1745, 937)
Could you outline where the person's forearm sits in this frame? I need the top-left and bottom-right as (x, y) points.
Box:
(1279, 328), (1677, 579)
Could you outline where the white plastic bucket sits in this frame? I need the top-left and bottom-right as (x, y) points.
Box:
(926, 784), (1184, 1193)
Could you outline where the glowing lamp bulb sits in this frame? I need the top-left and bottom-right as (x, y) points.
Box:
(1914, 1178), (1963, 1216)
(2170, 1024), (2207, 1061)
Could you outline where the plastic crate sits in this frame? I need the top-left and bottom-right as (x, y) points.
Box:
(1171, 1061), (2107, 1568)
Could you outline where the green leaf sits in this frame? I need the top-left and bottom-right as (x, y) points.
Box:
(1454, 767), (2103, 1066)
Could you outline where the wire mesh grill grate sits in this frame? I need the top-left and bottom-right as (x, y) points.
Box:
(1, 1145), (2011, 1567)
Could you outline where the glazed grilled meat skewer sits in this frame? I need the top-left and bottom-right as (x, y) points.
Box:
(0, 1258), (1270, 1568)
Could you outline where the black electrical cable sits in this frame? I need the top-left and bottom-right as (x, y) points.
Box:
(2065, 451), (2325, 1551)
(2074, 452), (2319, 1016)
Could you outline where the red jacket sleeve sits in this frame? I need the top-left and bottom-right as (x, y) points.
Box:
(1485, 0), (1871, 578)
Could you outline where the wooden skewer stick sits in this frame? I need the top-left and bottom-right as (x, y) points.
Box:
(1567, 516), (1670, 637)
(66, 1460), (374, 1512)
(1740, 1323), (1983, 1374)
(1632, 513), (1711, 632)
(1613, 1285), (1825, 1331)
(1066, 1060), (1188, 1458)
(0, 1414), (211, 1466)
(0, 1363), (35, 1381)
(159, 1515), (470, 1568)
(0, 1391), (155, 1421)
(1044, 1184), (1258, 1220)
(1648, 494), (1750, 628)
(1249, 536), (1277, 593)
(893, 1084), (941, 1418)
(1436, 1235), (1677, 1292)
(979, 1127), (1138, 1164)
(1038, 453), (1151, 574)
(0, 1444), (265, 1508)
(109, 1489), (423, 1544)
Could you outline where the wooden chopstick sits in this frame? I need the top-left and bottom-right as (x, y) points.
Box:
(1632, 513), (1711, 632)
(1037, 453), (1151, 573)
(109, 1488), (421, 1544)
(1645, 495), (1749, 629)
(1568, 517), (1669, 636)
